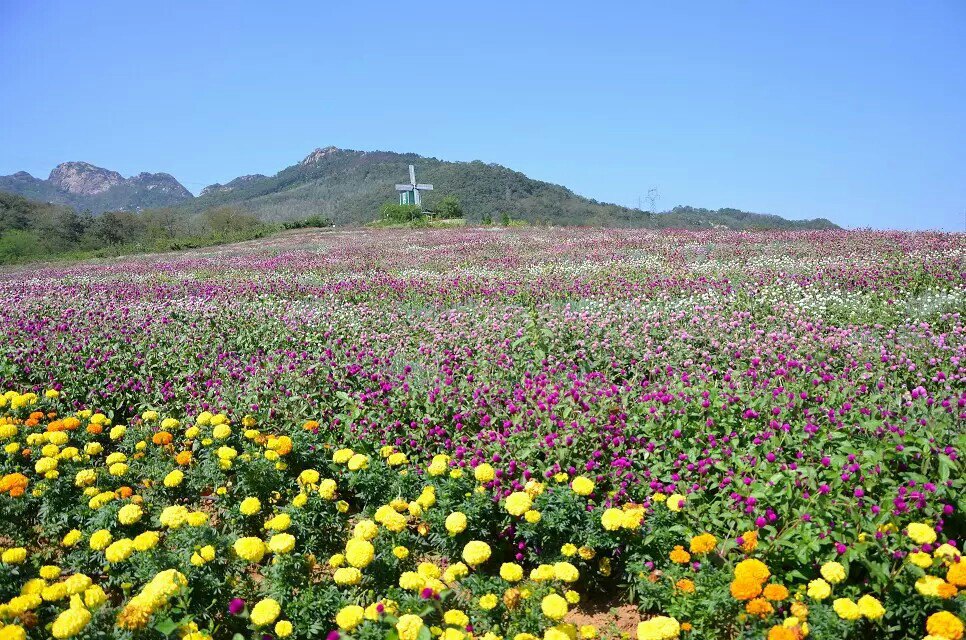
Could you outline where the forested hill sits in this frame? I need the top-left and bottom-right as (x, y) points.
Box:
(181, 146), (838, 229)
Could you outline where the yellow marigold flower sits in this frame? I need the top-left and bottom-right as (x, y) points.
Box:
(479, 594), (498, 610)
(265, 513), (292, 531)
(105, 538), (135, 563)
(51, 604), (91, 638)
(336, 605), (365, 630)
(318, 478), (337, 500)
(444, 609), (469, 627)
(345, 538), (374, 567)
(909, 551), (934, 568)
(393, 545), (410, 560)
(666, 494), (686, 512)
(561, 543), (578, 556)
(250, 598), (281, 627)
(446, 512), (468, 535)
(474, 463), (496, 482)
(636, 616), (680, 640)
(347, 453), (368, 470)
(39, 565), (61, 580)
(159, 505), (189, 528)
(735, 559), (770, 585)
(856, 594), (884, 620)
(397, 614), (425, 640)
(387, 452), (408, 466)
(600, 508), (623, 531)
(88, 530), (112, 551)
(84, 585), (108, 609)
(579, 546), (596, 560)
(233, 537), (267, 563)
(240, 497), (261, 516)
(580, 625), (597, 639)
(64, 574), (92, 595)
(541, 594), (568, 620)
(806, 578), (831, 600)
(525, 509), (542, 523)
(820, 561), (846, 585)
(336, 500), (350, 513)
(118, 503), (143, 525)
(399, 571), (425, 591)
(832, 598), (860, 621)
(565, 590), (580, 604)
(1, 547), (26, 564)
(501, 562), (524, 582)
(571, 476), (595, 496)
(353, 519), (378, 540)
(689, 533), (717, 555)
(531, 564), (555, 582)
(275, 620), (294, 638)
(916, 575), (945, 597)
(505, 492), (533, 516)
(907, 522), (937, 545)
(334, 567), (362, 585)
(268, 533), (295, 555)
(163, 470), (184, 487)
(462, 541), (491, 566)
(553, 561), (580, 582)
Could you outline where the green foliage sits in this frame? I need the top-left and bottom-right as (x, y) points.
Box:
(282, 215), (333, 230)
(0, 191), (274, 264)
(500, 212), (511, 226)
(380, 202), (424, 224)
(481, 213), (492, 225)
(434, 195), (463, 219)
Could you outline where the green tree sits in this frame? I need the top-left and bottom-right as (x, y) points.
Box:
(500, 212), (511, 226)
(380, 202), (423, 223)
(435, 196), (463, 219)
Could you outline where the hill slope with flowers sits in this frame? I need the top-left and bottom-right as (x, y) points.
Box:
(0, 228), (963, 640)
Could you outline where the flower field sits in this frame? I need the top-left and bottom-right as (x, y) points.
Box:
(0, 227), (964, 640)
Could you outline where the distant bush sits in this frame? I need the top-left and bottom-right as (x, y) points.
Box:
(380, 202), (424, 223)
(434, 195), (463, 219)
(282, 215), (333, 230)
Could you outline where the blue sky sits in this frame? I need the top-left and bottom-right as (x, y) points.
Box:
(1, 1), (964, 230)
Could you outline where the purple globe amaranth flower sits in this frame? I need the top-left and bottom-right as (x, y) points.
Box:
(229, 598), (246, 615)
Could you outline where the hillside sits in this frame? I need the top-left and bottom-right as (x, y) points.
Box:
(0, 162), (192, 213)
(0, 149), (839, 229)
(183, 147), (839, 229)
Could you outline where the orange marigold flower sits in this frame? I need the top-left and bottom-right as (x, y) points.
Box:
(937, 581), (959, 599)
(152, 431), (174, 446)
(680, 622), (692, 632)
(740, 530), (759, 553)
(24, 418), (39, 427)
(46, 420), (66, 432)
(762, 584), (789, 601)
(176, 451), (193, 466)
(675, 579), (696, 594)
(63, 417), (80, 430)
(689, 533), (717, 555)
(29, 411), (45, 420)
(670, 546), (691, 564)
(87, 424), (103, 435)
(303, 420), (320, 431)
(0, 473), (29, 496)
(745, 597), (774, 617)
(948, 560), (966, 587)
(730, 577), (763, 601)
(116, 486), (134, 499)
(767, 626), (797, 640)
(275, 435), (293, 456)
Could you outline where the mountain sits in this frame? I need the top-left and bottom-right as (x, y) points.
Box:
(183, 147), (838, 229)
(0, 150), (839, 229)
(0, 162), (192, 213)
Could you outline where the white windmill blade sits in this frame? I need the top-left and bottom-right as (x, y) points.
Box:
(416, 184), (433, 190)
(395, 185), (413, 191)
(409, 165), (416, 185)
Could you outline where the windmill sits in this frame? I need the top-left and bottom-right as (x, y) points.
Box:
(395, 165), (433, 208)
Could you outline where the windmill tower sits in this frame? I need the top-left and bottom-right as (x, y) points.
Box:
(395, 165), (433, 208)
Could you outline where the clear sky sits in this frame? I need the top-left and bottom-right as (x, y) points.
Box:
(1, 1), (964, 230)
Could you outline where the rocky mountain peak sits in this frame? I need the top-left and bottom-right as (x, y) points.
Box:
(300, 146), (341, 166)
(49, 162), (124, 195)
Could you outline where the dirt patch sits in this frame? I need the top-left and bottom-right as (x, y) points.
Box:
(566, 602), (641, 638)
